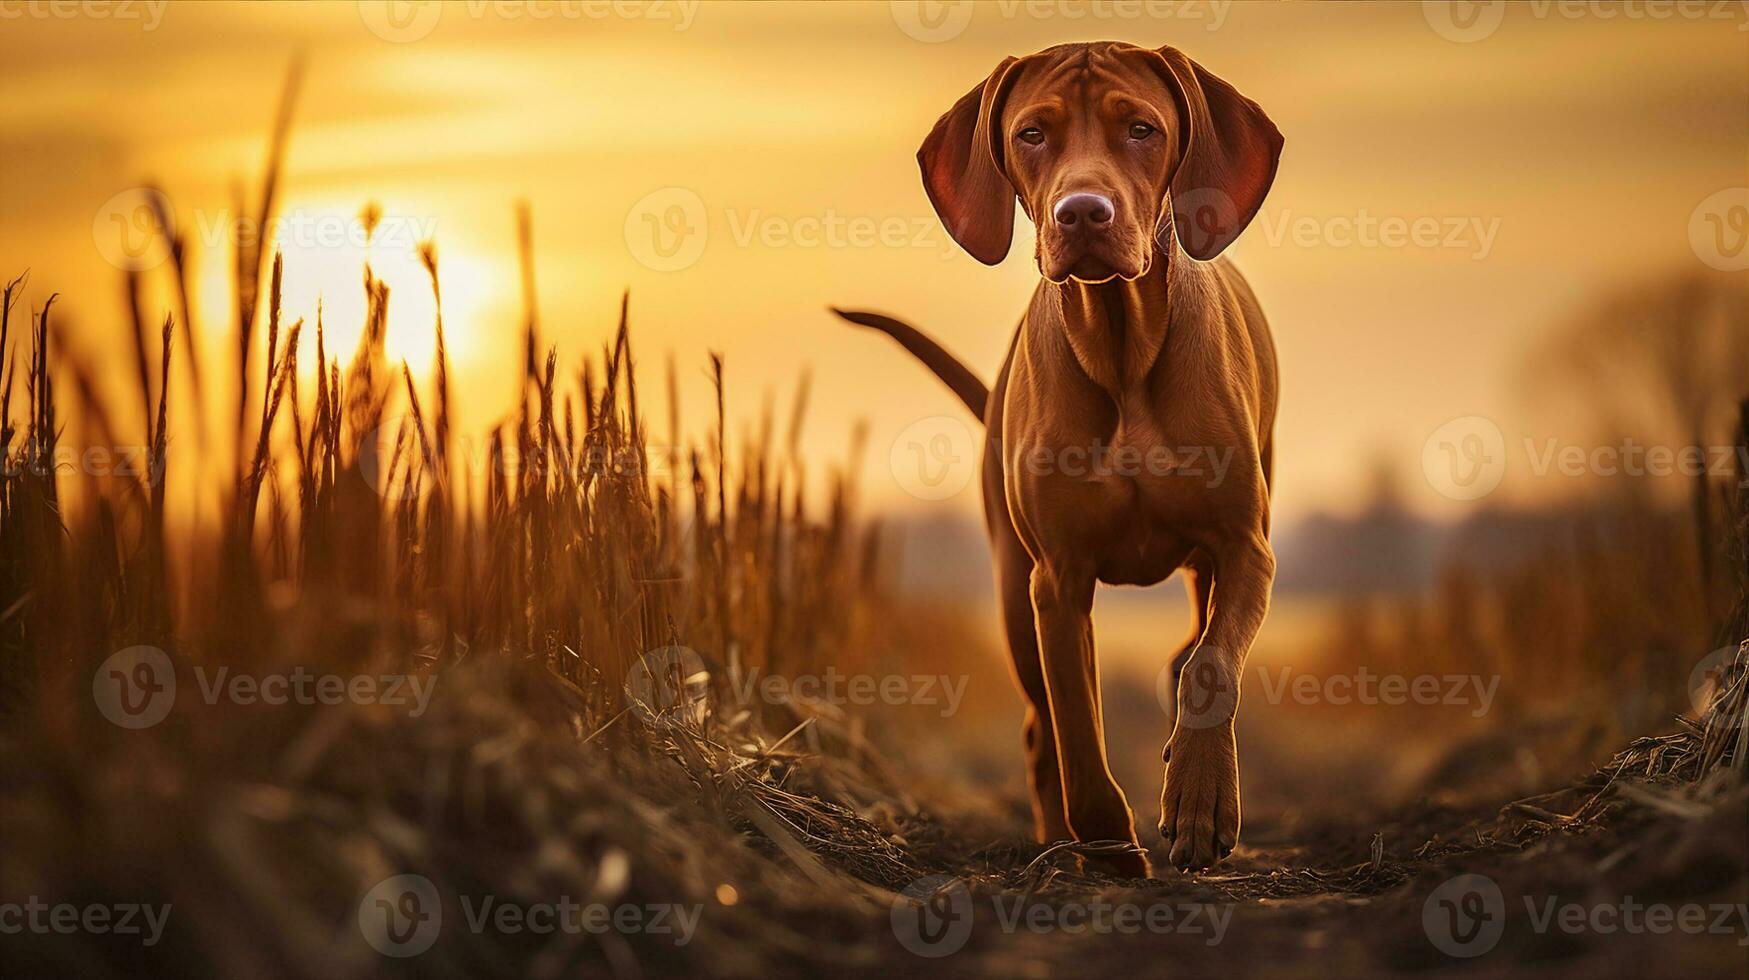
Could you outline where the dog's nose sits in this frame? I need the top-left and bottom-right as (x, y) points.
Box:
(1053, 192), (1114, 228)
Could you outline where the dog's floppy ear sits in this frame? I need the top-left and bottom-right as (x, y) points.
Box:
(1152, 47), (1283, 261)
(918, 56), (1024, 265)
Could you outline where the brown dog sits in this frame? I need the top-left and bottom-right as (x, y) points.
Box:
(835, 41), (1282, 875)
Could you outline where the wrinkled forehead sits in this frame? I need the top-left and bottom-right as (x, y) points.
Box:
(1002, 45), (1180, 126)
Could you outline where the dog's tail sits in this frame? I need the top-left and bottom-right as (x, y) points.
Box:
(829, 308), (988, 423)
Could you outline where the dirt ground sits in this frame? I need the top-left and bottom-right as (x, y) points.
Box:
(851, 660), (1749, 979)
(3, 657), (1744, 979)
(872, 738), (1747, 978)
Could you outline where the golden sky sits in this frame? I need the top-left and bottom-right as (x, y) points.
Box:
(0, 1), (1745, 527)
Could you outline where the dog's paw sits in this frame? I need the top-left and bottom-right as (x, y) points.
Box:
(1156, 725), (1240, 871)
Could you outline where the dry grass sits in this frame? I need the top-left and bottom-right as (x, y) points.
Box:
(0, 73), (962, 979)
(2, 71), (1744, 980)
(1310, 458), (1748, 753)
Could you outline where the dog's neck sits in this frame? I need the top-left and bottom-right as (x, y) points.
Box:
(1048, 243), (1175, 401)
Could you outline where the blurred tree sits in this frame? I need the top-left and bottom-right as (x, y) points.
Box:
(1535, 269), (1749, 622)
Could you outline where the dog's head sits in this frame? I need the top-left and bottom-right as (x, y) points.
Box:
(918, 42), (1282, 283)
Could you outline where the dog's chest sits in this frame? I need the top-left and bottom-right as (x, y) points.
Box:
(1006, 393), (1220, 569)
(1088, 405), (1219, 518)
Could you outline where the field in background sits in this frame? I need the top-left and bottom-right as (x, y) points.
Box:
(5, 220), (1744, 974)
(0, 74), (1000, 975)
(0, 71), (1745, 980)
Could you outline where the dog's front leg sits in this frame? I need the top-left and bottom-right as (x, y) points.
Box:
(1158, 529), (1273, 870)
(1029, 562), (1148, 877)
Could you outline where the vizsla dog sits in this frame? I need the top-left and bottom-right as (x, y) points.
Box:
(834, 41), (1282, 875)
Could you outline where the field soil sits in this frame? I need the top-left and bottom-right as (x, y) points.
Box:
(869, 732), (1748, 977)
(841, 659), (1749, 979)
(6, 657), (1744, 979)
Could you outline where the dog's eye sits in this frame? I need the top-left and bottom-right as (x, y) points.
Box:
(1016, 127), (1044, 146)
(1129, 122), (1156, 140)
